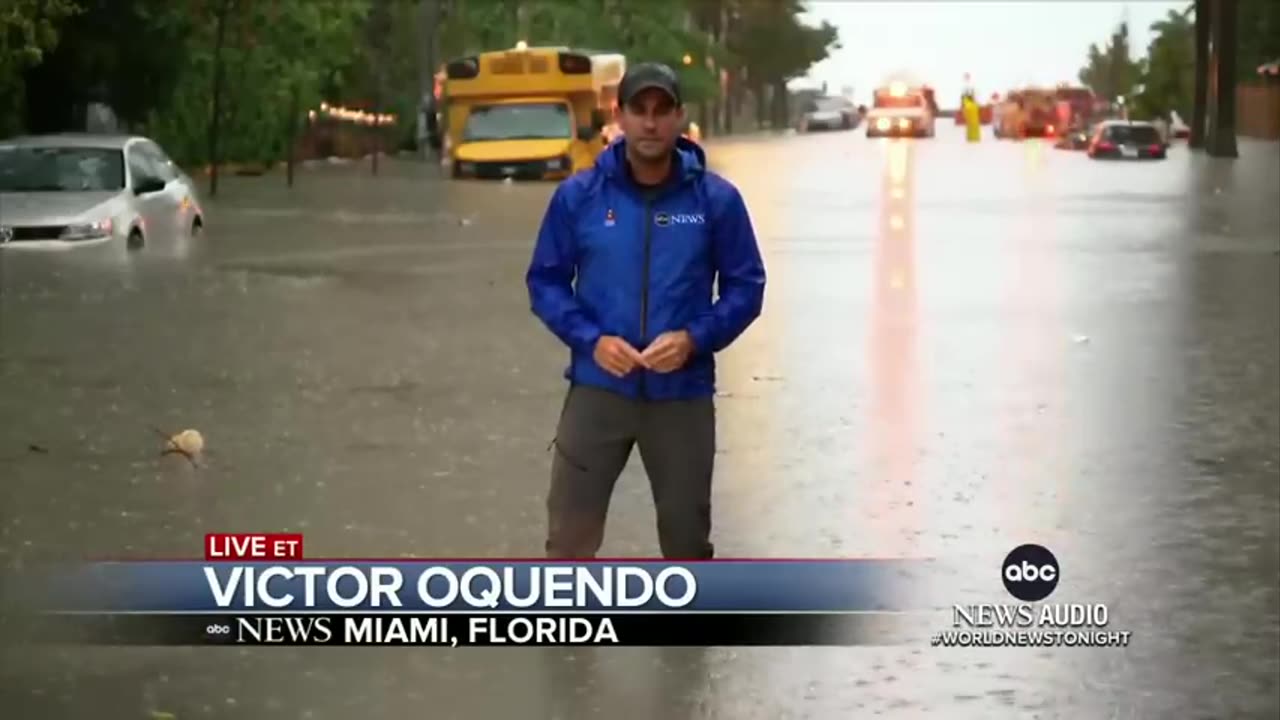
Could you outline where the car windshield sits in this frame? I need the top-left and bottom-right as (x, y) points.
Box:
(874, 92), (923, 109)
(810, 98), (845, 112)
(0, 146), (125, 192)
(462, 103), (571, 142)
(1106, 125), (1161, 144)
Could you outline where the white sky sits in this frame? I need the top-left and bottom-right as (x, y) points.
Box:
(794, 1), (1188, 103)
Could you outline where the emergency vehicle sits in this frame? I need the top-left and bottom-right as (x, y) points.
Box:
(865, 80), (935, 138)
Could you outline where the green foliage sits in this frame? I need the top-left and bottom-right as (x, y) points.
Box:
(0, 0), (80, 74)
(0, 0), (80, 135)
(1134, 10), (1194, 120)
(143, 0), (371, 166)
(1237, 0), (1280, 80)
(729, 0), (839, 86)
(6, 0), (836, 159)
(1078, 22), (1144, 103)
(1082, 1), (1280, 124)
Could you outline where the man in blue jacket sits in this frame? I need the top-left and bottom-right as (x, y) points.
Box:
(526, 62), (766, 560)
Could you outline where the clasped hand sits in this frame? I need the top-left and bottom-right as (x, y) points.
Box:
(593, 331), (694, 378)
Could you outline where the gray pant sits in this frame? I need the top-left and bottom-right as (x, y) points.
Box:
(546, 384), (716, 560)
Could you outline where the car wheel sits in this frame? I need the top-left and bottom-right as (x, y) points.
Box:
(127, 229), (145, 250)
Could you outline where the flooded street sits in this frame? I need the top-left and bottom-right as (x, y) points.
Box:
(2, 127), (1278, 718)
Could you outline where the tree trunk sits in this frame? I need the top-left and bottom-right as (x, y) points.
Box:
(286, 84), (298, 187)
(419, 0), (439, 160)
(1191, 0), (1209, 148)
(724, 71), (734, 134)
(754, 81), (767, 128)
(208, 0), (233, 197)
(1207, 0), (1238, 157)
(771, 79), (788, 128)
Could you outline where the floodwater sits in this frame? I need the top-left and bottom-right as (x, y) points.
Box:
(1, 126), (1277, 718)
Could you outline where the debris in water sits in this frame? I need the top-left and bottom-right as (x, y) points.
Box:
(1072, 334), (1090, 344)
(28, 443), (49, 454)
(152, 426), (204, 468)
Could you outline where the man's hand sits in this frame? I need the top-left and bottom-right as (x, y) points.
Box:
(593, 336), (646, 378)
(640, 330), (695, 373)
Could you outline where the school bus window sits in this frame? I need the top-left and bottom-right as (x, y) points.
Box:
(559, 54), (592, 74)
(446, 58), (479, 79)
(462, 103), (572, 142)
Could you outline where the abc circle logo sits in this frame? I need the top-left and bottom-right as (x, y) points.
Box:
(1002, 544), (1060, 601)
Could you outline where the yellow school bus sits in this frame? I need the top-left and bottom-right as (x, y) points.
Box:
(442, 43), (624, 180)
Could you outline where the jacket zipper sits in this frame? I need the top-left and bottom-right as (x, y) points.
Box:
(639, 194), (653, 399)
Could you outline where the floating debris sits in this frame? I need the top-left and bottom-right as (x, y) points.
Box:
(153, 426), (204, 468)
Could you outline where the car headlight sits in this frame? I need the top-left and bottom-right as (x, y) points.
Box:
(457, 162), (475, 174)
(545, 156), (569, 171)
(61, 218), (113, 240)
(898, 118), (912, 129)
(876, 118), (891, 131)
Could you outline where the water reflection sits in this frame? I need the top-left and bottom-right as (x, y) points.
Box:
(865, 139), (922, 556)
(998, 138), (1065, 545)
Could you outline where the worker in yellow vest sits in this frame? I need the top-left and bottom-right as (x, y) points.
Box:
(962, 92), (981, 142)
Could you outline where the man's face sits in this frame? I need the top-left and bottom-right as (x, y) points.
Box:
(617, 88), (684, 161)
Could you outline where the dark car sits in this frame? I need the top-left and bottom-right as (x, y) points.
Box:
(1087, 120), (1168, 160)
(1054, 125), (1091, 150)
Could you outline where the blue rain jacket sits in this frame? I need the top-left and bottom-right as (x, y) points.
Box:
(526, 137), (766, 400)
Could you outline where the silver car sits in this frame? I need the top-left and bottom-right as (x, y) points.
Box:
(0, 134), (204, 250)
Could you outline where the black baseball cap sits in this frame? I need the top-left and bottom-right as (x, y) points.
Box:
(618, 62), (682, 107)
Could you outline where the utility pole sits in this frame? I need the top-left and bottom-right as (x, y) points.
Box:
(1191, 0), (1209, 148)
(1207, 0), (1238, 157)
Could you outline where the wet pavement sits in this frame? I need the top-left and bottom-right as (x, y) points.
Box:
(1, 127), (1278, 718)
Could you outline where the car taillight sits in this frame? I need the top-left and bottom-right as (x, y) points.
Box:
(1147, 144), (1163, 153)
(1096, 141), (1116, 151)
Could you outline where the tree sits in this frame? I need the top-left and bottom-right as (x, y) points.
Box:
(1135, 10), (1194, 120)
(1237, 0), (1280, 80)
(1078, 22), (1144, 103)
(729, 0), (839, 127)
(21, 0), (197, 134)
(0, 0), (79, 135)
(139, 0), (370, 168)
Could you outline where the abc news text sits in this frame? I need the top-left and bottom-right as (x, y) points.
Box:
(223, 614), (620, 646)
